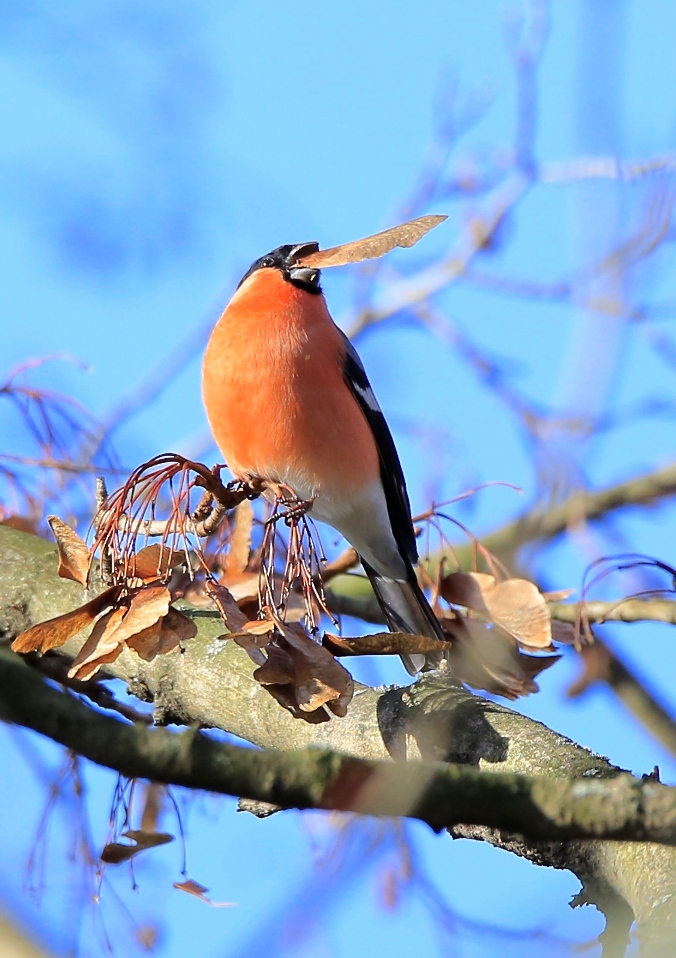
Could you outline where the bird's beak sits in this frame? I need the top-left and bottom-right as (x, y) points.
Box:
(288, 266), (320, 286)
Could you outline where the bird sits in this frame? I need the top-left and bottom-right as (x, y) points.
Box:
(202, 241), (447, 673)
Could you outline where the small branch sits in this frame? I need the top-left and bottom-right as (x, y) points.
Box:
(508, 0), (550, 176)
(541, 153), (676, 184)
(323, 466), (676, 629)
(117, 508), (226, 539)
(318, 546), (359, 584)
(550, 598), (676, 626)
(0, 455), (119, 474)
(462, 267), (571, 301)
(325, 589), (676, 640)
(189, 489), (228, 537)
(2, 648), (676, 845)
(103, 474), (264, 540)
(0, 915), (49, 958)
(475, 461), (676, 562)
(96, 476), (112, 582)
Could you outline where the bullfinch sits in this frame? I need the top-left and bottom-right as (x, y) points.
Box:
(202, 242), (446, 673)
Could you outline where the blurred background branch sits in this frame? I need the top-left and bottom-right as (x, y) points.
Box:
(4, 1), (676, 955)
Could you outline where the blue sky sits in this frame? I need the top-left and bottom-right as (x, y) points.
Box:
(3, 1), (676, 955)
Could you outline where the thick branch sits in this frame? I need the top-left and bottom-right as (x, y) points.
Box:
(3, 648), (676, 846)
(1, 523), (676, 953)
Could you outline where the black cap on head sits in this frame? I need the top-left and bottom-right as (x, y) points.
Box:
(238, 243), (322, 294)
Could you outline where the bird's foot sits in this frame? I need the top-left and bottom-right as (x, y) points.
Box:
(264, 483), (314, 526)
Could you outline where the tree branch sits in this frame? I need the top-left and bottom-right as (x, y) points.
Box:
(550, 598), (676, 625)
(479, 461), (676, 559)
(2, 523), (676, 953)
(3, 647), (676, 846)
(325, 462), (676, 623)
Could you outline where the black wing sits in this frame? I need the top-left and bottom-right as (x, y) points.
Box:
(339, 331), (418, 568)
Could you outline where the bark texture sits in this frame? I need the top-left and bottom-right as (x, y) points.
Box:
(1, 523), (675, 954)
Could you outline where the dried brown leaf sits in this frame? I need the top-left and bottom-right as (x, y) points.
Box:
(181, 579), (218, 608)
(173, 879), (235, 907)
(67, 586), (172, 679)
(11, 586), (121, 654)
(48, 514), (90, 585)
(439, 571), (492, 614)
(279, 624), (354, 716)
(441, 572), (552, 650)
(231, 632), (267, 664)
(223, 500), (254, 575)
(296, 214), (447, 269)
(205, 581), (269, 663)
(551, 619), (579, 645)
(445, 617), (559, 699)
(162, 607), (197, 645)
(241, 618), (276, 636)
(542, 588), (575, 602)
(68, 606), (128, 680)
(124, 828), (173, 847)
(128, 544), (186, 582)
(253, 645), (296, 685)
(124, 619), (163, 660)
(266, 681), (322, 718)
(243, 615), (353, 717)
(126, 607), (196, 660)
(100, 844), (137, 865)
(219, 571), (260, 603)
(278, 589), (314, 623)
(225, 630), (274, 650)
(484, 579), (552, 649)
(566, 643), (612, 698)
(101, 829), (174, 864)
(206, 581), (248, 631)
(140, 783), (165, 833)
(323, 631), (453, 657)
(116, 585), (172, 641)
(135, 926), (159, 952)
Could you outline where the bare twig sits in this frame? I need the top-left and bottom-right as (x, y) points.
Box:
(541, 153), (676, 184)
(550, 598), (676, 626)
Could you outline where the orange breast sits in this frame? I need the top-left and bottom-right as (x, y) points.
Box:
(202, 268), (381, 501)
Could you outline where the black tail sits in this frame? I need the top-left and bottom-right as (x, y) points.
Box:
(362, 560), (447, 675)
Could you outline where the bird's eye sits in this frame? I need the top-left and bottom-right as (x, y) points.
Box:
(261, 257), (274, 268)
